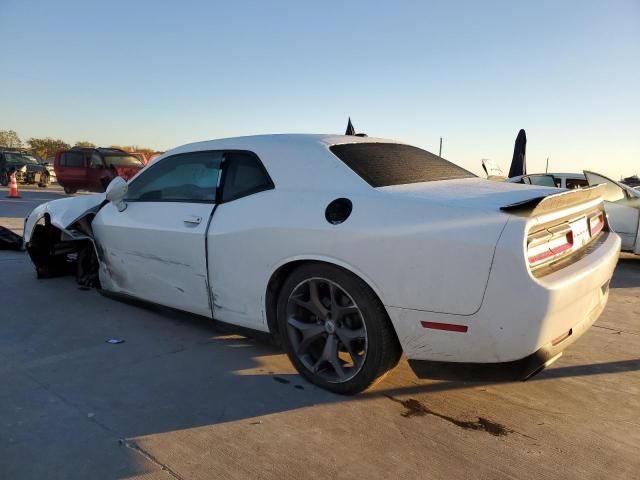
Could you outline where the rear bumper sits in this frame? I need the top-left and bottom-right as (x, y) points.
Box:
(387, 230), (620, 367)
(408, 284), (608, 381)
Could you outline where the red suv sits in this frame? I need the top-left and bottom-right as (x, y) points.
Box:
(54, 147), (145, 194)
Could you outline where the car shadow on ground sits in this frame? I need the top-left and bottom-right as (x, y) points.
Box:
(90, 294), (640, 436)
(610, 253), (640, 288)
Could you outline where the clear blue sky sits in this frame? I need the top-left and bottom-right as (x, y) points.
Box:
(2, 0), (638, 178)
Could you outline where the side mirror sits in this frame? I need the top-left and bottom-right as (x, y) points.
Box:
(105, 176), (128, 212)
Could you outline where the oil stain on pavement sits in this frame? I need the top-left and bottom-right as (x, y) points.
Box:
(385, 395), (511, 437)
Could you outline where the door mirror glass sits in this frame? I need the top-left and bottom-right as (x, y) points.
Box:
(106, 176), (128, 211)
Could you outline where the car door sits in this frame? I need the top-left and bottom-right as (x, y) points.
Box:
(92, 150), (223, 316)
(86, 152), (110, 192)
(584, 170), (640, 253)
(207, 151), (275, 328)
(58, 151), (87, 188)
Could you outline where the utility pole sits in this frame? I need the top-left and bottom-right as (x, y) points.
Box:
(545, 157), (549, 173)
(439, 137), (443, 157)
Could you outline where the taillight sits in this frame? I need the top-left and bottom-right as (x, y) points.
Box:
(527, 225), (574, 266)
(527, 208), (605, 273)
(588, 212), (605, 236)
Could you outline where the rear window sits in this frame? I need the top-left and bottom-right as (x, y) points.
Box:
(329, 143), (474, 187)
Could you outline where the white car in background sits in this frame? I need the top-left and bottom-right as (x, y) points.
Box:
(585, 170), (640, 254)
(42, 157), (57, 183)
(23, 134), (620, 393)
(507, 172), (588, 189)
(503, 171), (639, 253)
(481, 160), (588, 189)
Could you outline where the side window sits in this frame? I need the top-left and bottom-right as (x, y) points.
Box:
(221, 151), (274, 202)
(528, 175), (557, 187)
(565, 178), (588, 189)
(61, 152), (85, 167)
(89, 154), (103, 169)
(126, 151), (223, 202)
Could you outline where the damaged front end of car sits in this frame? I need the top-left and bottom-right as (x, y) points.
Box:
(24, 195), (106, 287)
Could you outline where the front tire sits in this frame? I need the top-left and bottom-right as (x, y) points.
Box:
(64, 186), (77, 195)
(277, 263), (401, 395)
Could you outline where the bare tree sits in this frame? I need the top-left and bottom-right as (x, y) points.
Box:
(27, 137), (70, 161)
(0, 130), (23, 148)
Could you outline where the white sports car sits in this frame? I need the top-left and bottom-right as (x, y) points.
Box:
(23, 134), (620, 394)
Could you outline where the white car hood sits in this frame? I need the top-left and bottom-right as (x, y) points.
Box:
(24, 193), (106, 243)
(378, 177), (560, 212)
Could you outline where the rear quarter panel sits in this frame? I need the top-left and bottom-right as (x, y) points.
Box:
(207, 188), (507, 330)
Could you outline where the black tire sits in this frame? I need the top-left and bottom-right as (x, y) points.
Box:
(38, 171), (50, 188)
(76, 243), (100, 288)
(0, 171), (8, 186)
(277, 263), (401, 395)
(64, 186), (77, 195)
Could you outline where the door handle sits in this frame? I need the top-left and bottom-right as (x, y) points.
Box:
(183, 215), (202, 225)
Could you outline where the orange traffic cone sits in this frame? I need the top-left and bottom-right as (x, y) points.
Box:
(7, 171), (21, 198)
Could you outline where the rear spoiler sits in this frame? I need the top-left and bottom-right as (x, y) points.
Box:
(500, 184), (605, 217)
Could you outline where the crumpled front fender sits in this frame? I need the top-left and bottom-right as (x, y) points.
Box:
(23, 193), (106, 243)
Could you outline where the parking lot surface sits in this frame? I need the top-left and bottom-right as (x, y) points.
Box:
(1, 187), (639, 479)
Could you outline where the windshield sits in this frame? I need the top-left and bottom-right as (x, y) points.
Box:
(103, 155), (144, 168)
(4, 153), (40, 165)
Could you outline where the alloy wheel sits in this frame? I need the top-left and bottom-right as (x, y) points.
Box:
(286, 277), (368, 383)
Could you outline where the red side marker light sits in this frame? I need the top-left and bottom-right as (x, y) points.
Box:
(421, 321), (468, 333)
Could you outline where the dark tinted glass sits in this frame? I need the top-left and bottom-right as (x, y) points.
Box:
(127, 151), (223, 202)
(566, 178), (588, 189)
(330, 143), (474, 187)
(221, 152), (273, 202)
(527, 175), (557, 187)
(103, 155), (144, 167)
(62, 152), (85, 167)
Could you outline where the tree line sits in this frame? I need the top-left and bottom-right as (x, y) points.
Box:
(0, 130), (158, 161)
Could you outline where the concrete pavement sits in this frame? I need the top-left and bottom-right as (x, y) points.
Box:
(0, 187), (639, 479)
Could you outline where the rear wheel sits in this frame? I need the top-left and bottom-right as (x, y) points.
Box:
(0, 171), (8, 186)
(64, 186), (77, 195)
(277, 263), (401, 395)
